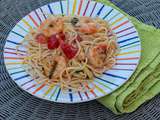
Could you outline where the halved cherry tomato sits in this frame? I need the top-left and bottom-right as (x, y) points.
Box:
(58, 32), (65, 41)
(36, 33), (48, 44)
(61, 43), (78, 59)
(47, 32), (66, 49)
(56, 32), (65, 44)
(48, 34), (60, 49)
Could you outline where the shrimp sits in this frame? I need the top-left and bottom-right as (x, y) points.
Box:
(78, 23), (97, 34)
(50, 56), (66, 79)
(89, 43), (108, 68)
(38, 17), (64, 37)
(76, 17), (98, 34)
(88, 42), (117, 69)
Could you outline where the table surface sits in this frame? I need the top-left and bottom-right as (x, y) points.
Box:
(0, 0), (160, 120)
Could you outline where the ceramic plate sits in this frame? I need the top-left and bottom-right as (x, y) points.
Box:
(4, 0), (141, 103)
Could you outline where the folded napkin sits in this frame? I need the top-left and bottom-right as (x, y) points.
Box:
(97, 0), (160, 114)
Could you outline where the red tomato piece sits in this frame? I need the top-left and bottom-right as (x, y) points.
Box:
(61, 43), (78, 59)
(35, 33), (48, 44)
(47, 34), (60, 49)
(58, 32), (65, 41)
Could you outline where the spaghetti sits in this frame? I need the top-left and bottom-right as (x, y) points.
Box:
(19, 15), (118, 92)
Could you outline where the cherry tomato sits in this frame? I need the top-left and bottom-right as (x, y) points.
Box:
(47, 34), (60, 49)
(61, 43), (78, 59)
(36, 33), (47, 44)
(58, 32), (65, 41)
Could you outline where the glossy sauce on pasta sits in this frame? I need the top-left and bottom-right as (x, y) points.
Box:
(21, 16), (118, 92)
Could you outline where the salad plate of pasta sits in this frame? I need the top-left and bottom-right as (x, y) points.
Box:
(4, 0), (141, 103)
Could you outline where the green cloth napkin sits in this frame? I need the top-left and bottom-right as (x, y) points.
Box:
(96, 0), (160, 114)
